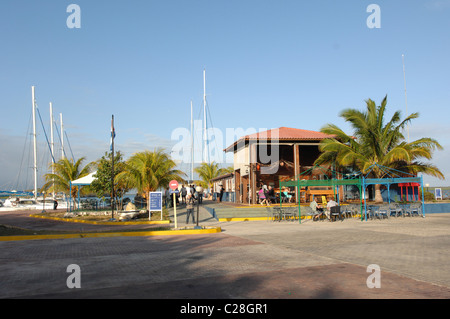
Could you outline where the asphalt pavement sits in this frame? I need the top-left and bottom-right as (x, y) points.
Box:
(0, 205), (449, 300)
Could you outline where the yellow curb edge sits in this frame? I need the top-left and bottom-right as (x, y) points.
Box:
(0, 227), (222, 242)
(30, 214), (170, 225)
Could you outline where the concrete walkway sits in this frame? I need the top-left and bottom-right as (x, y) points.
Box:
(0, 207), (449, 299)
(167, 202), (220, 228)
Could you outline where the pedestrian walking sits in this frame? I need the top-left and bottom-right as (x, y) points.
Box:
(181, 185), (187, 204)
(219, 185), (224, 202)
(186, 194), (195, 224)
(165, 187), (171, 208)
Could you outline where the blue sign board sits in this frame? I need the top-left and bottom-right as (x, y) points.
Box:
(435, 188), (442, 200)
(149, 192), (162, 211)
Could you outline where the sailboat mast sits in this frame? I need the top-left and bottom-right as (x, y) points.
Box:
(60, 113), (64, 159)
(402, 54), (409, 142)
(50, 102), (55, 199)
(31, 86), (38, 200)
(190, 100), (194, 182)
(203, 69), (208, 163)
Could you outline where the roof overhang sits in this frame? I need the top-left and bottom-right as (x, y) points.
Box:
(224, 127), (335, 153)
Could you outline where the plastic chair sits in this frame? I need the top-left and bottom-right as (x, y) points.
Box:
(367, 205), (380, 220)
(378, 204), (389, 219)
(342, 205), (353, 218)
(348, 203), (360, 218)
(330, 205), (343, 222)
(303, 206), (320, 221)
(402, 204), (412, 217)
(282, 207), (297, 221)
(410, 203), (421, 217)
(389, 203), (402, 217)
(270, 207), (282, 222)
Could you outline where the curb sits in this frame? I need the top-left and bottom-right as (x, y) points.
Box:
(30, 214), (170, 225)
(218, 217), (269, 222)
(218, 215), (364, 222)
(0, 226), (222, 242)
(218, 216), (312, 222)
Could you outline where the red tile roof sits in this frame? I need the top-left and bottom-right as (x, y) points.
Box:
(224, 127), (334, 152)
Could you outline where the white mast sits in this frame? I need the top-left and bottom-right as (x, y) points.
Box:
(191, 100), (194, 182)
(31, 86), (38, 200)
(60, 113), (65, 159)
(50, 102), (55, 199)
(402, 54), (409, 142)
(203, 69), (208, 163)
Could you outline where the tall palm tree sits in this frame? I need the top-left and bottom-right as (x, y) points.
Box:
(315, 96), (444, 203)
(42, 157), (94, 206)
(194, 162), (227, 190)
(115, 149), (185, 199)
(221, 166), (235, 174)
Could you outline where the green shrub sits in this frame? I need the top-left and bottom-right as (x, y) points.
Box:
(424, 191), (434, 201)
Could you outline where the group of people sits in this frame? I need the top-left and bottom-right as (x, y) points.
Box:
(257, 184), (273, 206)
(164, 184), (202, 224)
(257, 184), (294, 206)
(309, 197), (338, 221)
(164, 184), (203, 208)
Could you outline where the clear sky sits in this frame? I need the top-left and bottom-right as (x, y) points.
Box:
(1, 0), (449, 190)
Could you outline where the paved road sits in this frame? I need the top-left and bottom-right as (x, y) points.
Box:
(0, 207), (449, 300)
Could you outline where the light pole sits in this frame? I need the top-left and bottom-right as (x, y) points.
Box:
(195, 186), (203, 229)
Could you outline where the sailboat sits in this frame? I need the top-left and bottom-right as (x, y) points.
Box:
(1, 86), (68, 210)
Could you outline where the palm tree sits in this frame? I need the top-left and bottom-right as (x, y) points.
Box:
(194, 162), (228, 190)
(315, 96), (444, 203)
(221, 166), (235, 174)
(42, 157), (94, 207)
(115, 149), (185, 199)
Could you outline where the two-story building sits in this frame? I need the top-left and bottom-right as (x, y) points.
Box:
(218, 127), (336, 204)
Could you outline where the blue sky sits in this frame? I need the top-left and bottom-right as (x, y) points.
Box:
(1, 0), (449, 190)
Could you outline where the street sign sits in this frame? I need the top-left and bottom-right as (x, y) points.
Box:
(435, 188), (442, 200)
(169, 180), (179, 190)
(148, 191), (163, 220)
(149, 192), (162, 211)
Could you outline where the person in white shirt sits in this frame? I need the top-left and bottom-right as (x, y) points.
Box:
(326, 199), (338, 220)
(310, 198), (324, 221)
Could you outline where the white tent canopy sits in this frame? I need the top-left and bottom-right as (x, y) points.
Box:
(71, 172), (97, 185)
(69, 172), (97, 211)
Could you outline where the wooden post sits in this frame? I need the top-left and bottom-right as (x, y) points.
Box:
(294, 144), (300, 203)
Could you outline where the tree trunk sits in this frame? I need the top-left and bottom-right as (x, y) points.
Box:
(374, 184), (383, 203)
(71, 186), (78, 210)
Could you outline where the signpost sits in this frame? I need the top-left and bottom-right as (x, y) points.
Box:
(435, 188), (442, 200)
(149, 191), (163, 220)
(169, 180), (179, 228)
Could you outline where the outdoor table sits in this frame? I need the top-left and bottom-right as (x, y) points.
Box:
(271, 207), (283, 221)
(272, 207), (297, 221)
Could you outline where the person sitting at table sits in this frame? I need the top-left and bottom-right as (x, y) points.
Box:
(282, 188), (293, 203)
(267, 186), (276, 204)
(326, 198), (338, 220)
(310, 198), (324, 221)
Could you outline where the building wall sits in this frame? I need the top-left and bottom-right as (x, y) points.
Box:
(212, 176), (235, 193)
(211, 175), (235, 202)
(234, 144), (250, 177)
